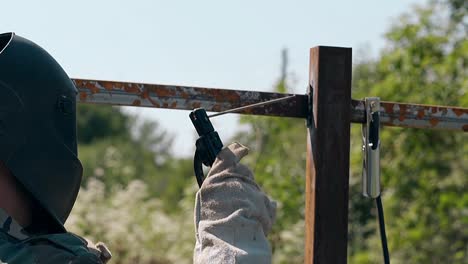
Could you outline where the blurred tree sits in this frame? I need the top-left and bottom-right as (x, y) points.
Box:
(77, 105), (131, 144)
(72, 105), (197, 264)
(77, 105), (195, 213)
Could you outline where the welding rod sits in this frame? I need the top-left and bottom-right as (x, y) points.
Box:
(208, 95), (297, 118)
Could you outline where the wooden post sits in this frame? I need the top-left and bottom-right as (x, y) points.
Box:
(305, 47), (352, 263)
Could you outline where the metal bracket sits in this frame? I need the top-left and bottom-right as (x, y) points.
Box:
(362, 97), (381, 198)
(306, 84), (314, 127)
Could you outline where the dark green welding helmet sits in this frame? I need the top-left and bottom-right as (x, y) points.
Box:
(0, 32), (82, 232)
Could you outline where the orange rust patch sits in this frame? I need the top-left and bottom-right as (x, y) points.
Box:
(431, 107), (438, 114)
(170, 102), (177, 108)
(383, 103), (394, 114)
(79, 92), (88, 101)
(132, 99), (141, 106)
(102, 82), (115, 91)
(192, 102), (201, 109)
(212, 104), (222, 112)
(180, 91), (189, 99)
(429, 118), (440, 126)
(125, 84), (140, 94)
(417, 109), (425, 119)
(463, 124), (468, 132)
(141, 89), (149, 99)
(453, 108), (467, 116)
(201, 89), (240, 103)
(84, 83), (100, 94)
(150, 100), (160, 108)
(398, 104), (407, 122)
(162, 102), (169, 108)
(153, 86), (177, 97)
(141, 89), (160, 107)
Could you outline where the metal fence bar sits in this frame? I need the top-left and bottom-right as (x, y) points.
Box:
(73, 79), (468, 132)
(351, 100), (468, 132)
(72, 78), (308, 118)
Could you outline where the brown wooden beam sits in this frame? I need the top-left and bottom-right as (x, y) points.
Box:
(305, 46), (352, 263)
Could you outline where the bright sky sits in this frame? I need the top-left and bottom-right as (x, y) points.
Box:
(1, 0), (426, 157)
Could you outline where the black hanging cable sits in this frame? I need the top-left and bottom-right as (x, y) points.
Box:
(376, 195), (390, 264)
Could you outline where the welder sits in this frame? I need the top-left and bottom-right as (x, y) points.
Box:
(0, 32), (275, 264)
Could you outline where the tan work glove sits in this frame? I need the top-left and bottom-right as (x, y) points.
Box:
(194, 143), (277, 264)
(85, 239), (112, 263)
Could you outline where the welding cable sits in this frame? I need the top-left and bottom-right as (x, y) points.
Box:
(376, 195), (390, 264)
(193, 150), (205, 188)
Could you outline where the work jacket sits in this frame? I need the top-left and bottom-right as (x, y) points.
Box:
(0, 209), (103, 264)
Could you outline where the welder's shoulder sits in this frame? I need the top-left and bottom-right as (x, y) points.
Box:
(21, 232), (102, 264)
(27, 232), (103, 263)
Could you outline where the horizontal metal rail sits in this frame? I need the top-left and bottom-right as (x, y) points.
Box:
(73, 79), (468, 132)
(73, 78), (308, 118)
(351, 100), (468, 132)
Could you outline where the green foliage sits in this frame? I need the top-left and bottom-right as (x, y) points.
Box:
(73, 106), (197, 263)
(77, 104), (130, 144)
(77, 106), (194, 213)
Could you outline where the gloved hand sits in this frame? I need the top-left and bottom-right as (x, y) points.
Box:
(85, 239), (112, 264)
(193, 143), (277, 264)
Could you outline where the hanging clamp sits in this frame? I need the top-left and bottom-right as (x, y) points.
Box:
(362, 97), (381, 198)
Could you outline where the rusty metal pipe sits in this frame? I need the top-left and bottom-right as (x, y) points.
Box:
(73, 79), (468, 132)
(351, 99), (468, 132)
(73, 78), (307, 118)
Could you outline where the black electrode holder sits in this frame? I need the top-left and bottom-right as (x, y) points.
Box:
(189, 108), (224, 187)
